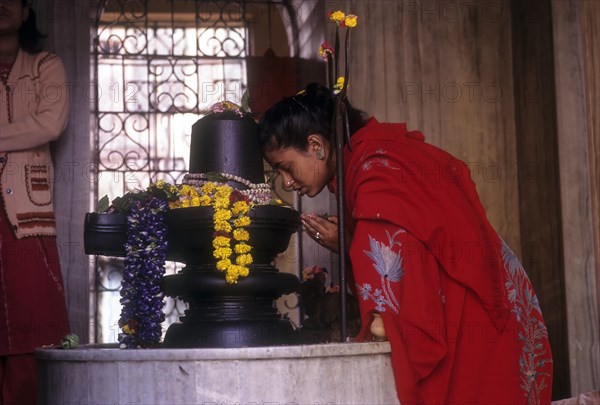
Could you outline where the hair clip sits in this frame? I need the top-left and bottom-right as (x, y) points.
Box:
(292, 96), (310, 114)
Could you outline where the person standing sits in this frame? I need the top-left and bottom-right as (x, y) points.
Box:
(0, 0), (70, 403)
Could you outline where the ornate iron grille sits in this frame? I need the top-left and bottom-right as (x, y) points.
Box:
(91, 0), (253, 343)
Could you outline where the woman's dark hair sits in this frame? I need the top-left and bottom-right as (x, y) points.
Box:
(19, 1), (46, 54)
(258, 83), (369, 153)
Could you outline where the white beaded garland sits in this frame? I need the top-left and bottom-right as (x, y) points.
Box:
(183, 172), (272, 204)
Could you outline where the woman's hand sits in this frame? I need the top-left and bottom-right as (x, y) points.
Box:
(301, 213), (339, 253)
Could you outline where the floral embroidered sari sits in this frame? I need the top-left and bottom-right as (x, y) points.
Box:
(341, 118), (553, 405)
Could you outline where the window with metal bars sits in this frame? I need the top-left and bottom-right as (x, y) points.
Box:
(91, 0), (253, 343)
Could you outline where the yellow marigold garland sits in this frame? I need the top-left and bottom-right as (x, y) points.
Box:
(156, 179), (253, 284)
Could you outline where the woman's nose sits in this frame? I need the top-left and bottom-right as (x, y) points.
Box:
(281, 173), (295, 188)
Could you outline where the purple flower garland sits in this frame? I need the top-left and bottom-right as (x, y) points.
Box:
(119, 196), (169, 348)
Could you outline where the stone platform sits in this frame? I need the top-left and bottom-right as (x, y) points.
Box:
(36, 341), (399, 404)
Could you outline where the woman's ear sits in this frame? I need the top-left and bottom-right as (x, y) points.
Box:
(307, 134), (326, 160)
(307, 134), (325, 152)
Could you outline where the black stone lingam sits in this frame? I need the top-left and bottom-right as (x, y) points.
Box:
(188, 114), (265, 183)
(163, 204), (300, 348)
(84, 111), (301, 348)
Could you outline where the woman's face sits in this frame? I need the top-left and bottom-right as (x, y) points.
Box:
(263, 134), (334, 198)
(0, 0), (27, 36)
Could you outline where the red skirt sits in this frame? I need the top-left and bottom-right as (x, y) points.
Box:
(0, 211), (69, 355)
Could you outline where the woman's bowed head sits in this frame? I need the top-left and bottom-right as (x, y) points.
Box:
(258, 83), (368, 198)
(258, 83), (365, 249)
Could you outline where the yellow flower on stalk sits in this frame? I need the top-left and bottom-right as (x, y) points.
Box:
(342, 14), (358, 28)
(329, 10), (345, 24)
(319, 41), (334, 61)
(333, 76), (345, 94)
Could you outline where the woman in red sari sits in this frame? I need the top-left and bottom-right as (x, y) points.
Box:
(259, 83), (553, 405)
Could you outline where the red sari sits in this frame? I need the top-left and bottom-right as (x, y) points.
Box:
(341, 118), (553, 404)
